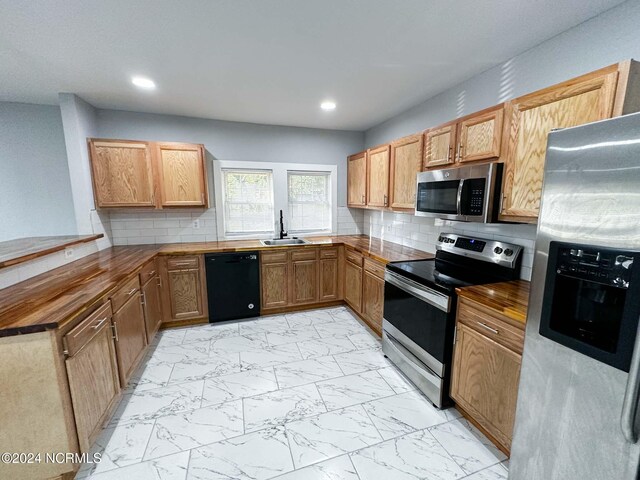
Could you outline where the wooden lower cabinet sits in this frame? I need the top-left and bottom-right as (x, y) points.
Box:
(291, 259), (318, 304)
(319, 254), (341, 301)
(161, 255), (207, 324)
(64, 304), (121, 453)
(451, 301), (524, 453)
(141, 275), (163, 343)
(112, 291), (147, 388)
(261, 262), (289, 309)
(362, 270), (384, 334)
(344, 260), (363, 312)
(260, 247), (342, 312)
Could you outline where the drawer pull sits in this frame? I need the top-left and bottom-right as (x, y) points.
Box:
(112, 322), (119, 342)
(477, 322), (499, 335)
(91, 318), (108, 330)
(173, 262), (192, 266)
(148, 270), (156, 276)
(128, 288), (137, 296)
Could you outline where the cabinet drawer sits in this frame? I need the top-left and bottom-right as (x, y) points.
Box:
(64, 302), (113, 357)
(139, 259), (158, 285)
(261, 251), (288, 264)
(290, 249), (317, 261)
(345, 249), (363, 266)
(111, 276), (141, 313)
(320, 247), (339, 259)
(167, 256), (199, 270)
(458, 298), (524, 354)
(364, 258), (385, 279)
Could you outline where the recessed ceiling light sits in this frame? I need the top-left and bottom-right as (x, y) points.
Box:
(321, 101), (336, 111)
(131, 76), (156, 89)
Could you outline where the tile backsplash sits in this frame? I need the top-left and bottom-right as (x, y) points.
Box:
(364, 210), (537, 280)
(109, 207), (364, 245)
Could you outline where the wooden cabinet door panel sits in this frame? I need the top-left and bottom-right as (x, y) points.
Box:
(458, 108), (503, 163)
(344, 261), (363, 313)
(347, 151), (367, 207)
(65, 319), (120, 452)
(501, 70), (619, 221)
(362, 271), (384, 335)
(142, 277), (163, 343)
(390, 134), (423, 210)
(89, 140), (155, 207)
(167, 269), (204, 320)
(157, 143), (208, 207)
(367, 145), (391, 207)
(112, 294), (147, 388)
(261, 262), (289, 309)
(424, 123), (456, 168)
(291, 259), (318, 305)
(451, 323), (521, 450)
(319, 257), (340, 301)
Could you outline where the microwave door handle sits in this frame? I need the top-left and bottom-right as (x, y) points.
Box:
(456, 179), (465, 216)
(621, 317), (640, 443)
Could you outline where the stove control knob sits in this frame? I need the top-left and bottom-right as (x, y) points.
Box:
(504, 248), (514, 257)
(438, 236), (444, 242)
(494, 247), (503, 255)
(613, 276), (625, 286)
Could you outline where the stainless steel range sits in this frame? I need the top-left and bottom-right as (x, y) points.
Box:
(382, 233), (523, 408)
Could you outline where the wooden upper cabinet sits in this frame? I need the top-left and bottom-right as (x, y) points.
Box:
(390, 134), (423, 210)
(89, 140), (156, 208)
(347, 151), (367, 208)
(457, 106), (504, 163)
(88, 138), (208, 209)
(367, 144), (391, 208)
(500, 64), (625, 222)
(424, 122), (456, 169)
(157, 143), (209, 208)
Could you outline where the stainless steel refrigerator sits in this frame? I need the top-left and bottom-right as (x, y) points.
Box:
(510, 112), (640, 479)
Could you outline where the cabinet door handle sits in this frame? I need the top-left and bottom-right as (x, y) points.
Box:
(458, 144), (464, 160)
(128, 288), (137, 296)
(112, 322), (119, 342)
(91, 317), (108, 330)
(383, 194), (388, 206)
(477, 322), (499, 335)
(361, 194), (365, 205)
(456, 143), (462, 161)
(140, 292), (146, 306)
(447, 145), (452, 162)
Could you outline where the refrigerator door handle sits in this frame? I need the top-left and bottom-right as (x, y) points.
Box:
(621, 319), (640, 443)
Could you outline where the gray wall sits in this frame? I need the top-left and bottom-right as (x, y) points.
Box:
(96, 110), (364, 206)
(0, 102), (77, 241)
(365, 0), (640, 146)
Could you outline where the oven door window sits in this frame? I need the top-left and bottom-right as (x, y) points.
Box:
(416, 180), (460, 214)
(383, 281), (452, 365)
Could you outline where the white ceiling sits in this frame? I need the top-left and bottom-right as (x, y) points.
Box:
(0, 0), (627, 131)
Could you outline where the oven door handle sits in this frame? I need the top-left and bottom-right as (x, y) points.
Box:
(456, 179), (465, 216)
(621, 317), (640, 443)
(385, 270), (450, 313)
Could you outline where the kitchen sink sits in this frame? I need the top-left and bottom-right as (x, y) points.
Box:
(260, 238), (310, 246)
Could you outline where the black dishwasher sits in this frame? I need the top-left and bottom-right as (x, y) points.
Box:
(205, 252), (260, 322)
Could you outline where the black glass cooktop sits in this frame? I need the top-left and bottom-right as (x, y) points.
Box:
(387, 254), (518, 295)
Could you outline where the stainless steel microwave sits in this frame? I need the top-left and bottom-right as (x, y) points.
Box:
(415, 163), (503, 223)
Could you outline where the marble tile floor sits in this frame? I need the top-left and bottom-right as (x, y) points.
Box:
(76, 306), (508, 480)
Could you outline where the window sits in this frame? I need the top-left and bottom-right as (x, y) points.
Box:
(221, 169), (274, 235)
(288, 172), (331, 233)
(214, 161), (337, 239)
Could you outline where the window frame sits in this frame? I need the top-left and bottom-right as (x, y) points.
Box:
(213, 160), (338, 240)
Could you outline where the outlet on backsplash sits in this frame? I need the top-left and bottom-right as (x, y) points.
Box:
(192, 219), (200, 229)
(64, 248), (74, 259)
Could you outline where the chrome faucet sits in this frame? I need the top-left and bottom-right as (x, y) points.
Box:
(279, 210), (288, 239)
